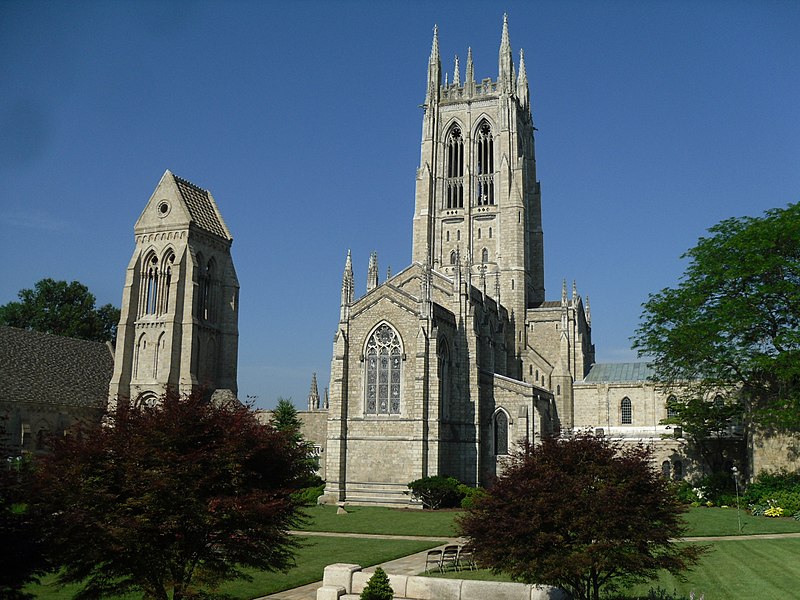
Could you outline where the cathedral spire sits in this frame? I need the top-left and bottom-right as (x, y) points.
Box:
(518, 48), (529, 107)
(367, 251), (379, 292)
(340, 250), (354, 322)
(426, 25), (441, 104)
(308, 372), (320, 411)
(498, 13), (515, 94)
(453, 55), (460, 86)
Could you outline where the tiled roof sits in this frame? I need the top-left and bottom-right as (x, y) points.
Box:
(0, 326), (113, 407)
(583, 362), (654, 383)
(173, 175), (230, 239)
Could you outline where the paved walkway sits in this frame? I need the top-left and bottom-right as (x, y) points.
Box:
(254, 530), (800, 600)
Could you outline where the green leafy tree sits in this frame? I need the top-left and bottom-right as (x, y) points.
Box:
(360, 567), (393, 600)
(33, 391), (312, 600)
(271, 397), (304, 441)
(633, 203), (800, 452)
(457, 436), (703, 600)
(0, 278), (120, 342)
(406, 476), (463, 509)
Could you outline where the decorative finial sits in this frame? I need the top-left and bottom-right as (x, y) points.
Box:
(561, 279), (568, 306)
(466, 47), (474, 81)
(453, 55), (460, 86)
(585, 295), (592, 326)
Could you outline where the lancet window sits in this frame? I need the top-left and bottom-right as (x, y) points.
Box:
(667, 395), (678, 419)
(621, 397), (632, 425)
(494, 409), (509, 455)
(445, 125), (464, 209)
(438, 338), (450, 420)
(197, 258), (216, 322)
(142, 254), (159, 315)
(476, 121), (494, 205)
(365, 323), (402, 415)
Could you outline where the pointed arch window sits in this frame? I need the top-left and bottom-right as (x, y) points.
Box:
(661, 460), (671, 479)
(197, 258), (216, 322)
(667, 395), (678, 419)
(621, 397), (632, 425)
(494, 409), (509, 455)
(438, 338), (450, 420)
(445, 125), (464, 209)
(160, 251), (175, 314)
(481, 248), (489, 263)
(476, 121), (494, 205)
(365, 323), (402, 415)
(141, 254), (159, 315)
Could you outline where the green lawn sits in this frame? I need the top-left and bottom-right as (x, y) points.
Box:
(681, 506), (800, 536)
(27, 536), (442, 600)
(299, 504), (461, 537)
(427, 539), (800, 600)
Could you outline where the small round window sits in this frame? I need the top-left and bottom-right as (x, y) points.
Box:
(157, 201), (170, 217)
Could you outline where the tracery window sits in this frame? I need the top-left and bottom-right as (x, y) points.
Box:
(445, 125), (464, 209)
(494, 410), (509, 455)
(621, 397), (632, 425)
(476, 121), (494, 205)
(365, 323), (402, 415)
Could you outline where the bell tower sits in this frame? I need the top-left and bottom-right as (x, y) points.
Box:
(411, 15), (545, 365)
(109, 170), (239, 407)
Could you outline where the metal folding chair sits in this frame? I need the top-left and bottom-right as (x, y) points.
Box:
(425, 549), (443, 573)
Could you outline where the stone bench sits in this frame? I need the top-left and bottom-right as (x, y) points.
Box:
(316, 563), (568, 600)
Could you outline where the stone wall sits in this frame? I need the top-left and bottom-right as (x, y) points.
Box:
(316, 563), (568, 600)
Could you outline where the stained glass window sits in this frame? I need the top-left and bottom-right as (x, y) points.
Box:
(365, 324), (402, 415)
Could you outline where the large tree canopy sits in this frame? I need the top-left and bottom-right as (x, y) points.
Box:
(34, 392), (312, 600)
(0, 278), (120, 342)
(633, 203), (800, 431)
(458, 436), (702, 600)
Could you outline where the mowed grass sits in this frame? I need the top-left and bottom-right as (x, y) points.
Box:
(27, 536), (442, 600)
(428, 539), (800, 600)
(681, 506), (800, 536)
(299, 504), (461, 537)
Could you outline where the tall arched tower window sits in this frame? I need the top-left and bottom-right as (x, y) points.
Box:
(621, 397), (632, 425)
(141, 253), (159, 315)
(438, 338), (450, 420)
(445, 125), (464, 209)
(197, 258), (216, 322)
(493, 409), (509, 455)
(365, 323), (402, 415)
(476, 121), (494, 205)
(160, 250), (175, 314)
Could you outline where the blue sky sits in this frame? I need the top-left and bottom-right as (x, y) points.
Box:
(2, 1), (798, 410)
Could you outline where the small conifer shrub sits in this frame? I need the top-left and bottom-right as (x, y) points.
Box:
(360, 566), (394, 600)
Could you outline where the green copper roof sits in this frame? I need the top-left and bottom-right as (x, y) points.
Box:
(583, 362), (654, 383)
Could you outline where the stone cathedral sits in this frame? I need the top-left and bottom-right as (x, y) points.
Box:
(321, 17), (599, 506)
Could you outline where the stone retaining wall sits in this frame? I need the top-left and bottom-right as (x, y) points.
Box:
(316, 563), (568, 600)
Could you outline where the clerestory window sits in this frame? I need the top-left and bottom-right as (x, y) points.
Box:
(476, 121), (494, 205)
(445, 125), (464, 209)
(365, 323), (402, 415)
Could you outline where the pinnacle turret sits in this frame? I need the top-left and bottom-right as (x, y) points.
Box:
(453, 55), (460, 86)
(498, 13), (515, 94)
(340, 250), (354, 322)
(518, 48), (529, 107)
(426, 25), (441, 104)
(367, 251), (379, 292)
(308, 372), (320, 411)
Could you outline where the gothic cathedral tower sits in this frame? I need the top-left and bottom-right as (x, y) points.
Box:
(109, 170), (239, 407)
(411, 15), (545, 375)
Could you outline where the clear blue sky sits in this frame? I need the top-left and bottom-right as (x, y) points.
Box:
(2, 1), (798, 410)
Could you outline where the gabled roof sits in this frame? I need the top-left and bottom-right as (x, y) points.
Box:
(0, 326), (113, 407)
(173, 174), (230, 239)
(583, 362), (654, 383)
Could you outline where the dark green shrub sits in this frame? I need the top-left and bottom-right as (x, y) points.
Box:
(743, 469), (800, 505)
(407, 476), (463, 509)
(360, 566), (393, 600)
(695, 472), (735, 505)
(767, 490), (800, 513)
(294, 483), (325, 506)
(670, 481), (699, 504)
(457, 484), (487, 509)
